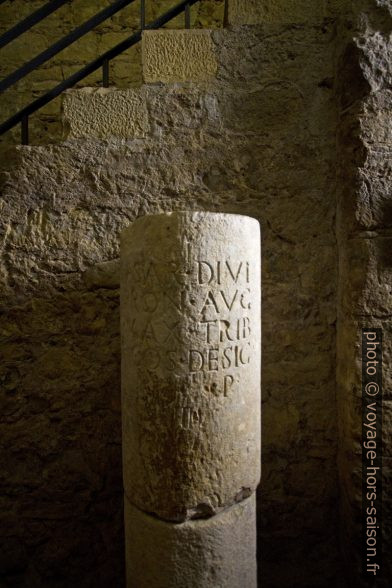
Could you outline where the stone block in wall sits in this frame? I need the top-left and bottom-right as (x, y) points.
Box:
(83, 259), (120, 290)
(142, 30), (217, 83)
(124, 494), (257, 588)
(340, 235), (392, 317)
(112, 56), (143, 87)
(228, 0), (332, 24)
(62, 88), (149, 139)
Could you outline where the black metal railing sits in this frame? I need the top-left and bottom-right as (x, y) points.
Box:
(0, 0), (202, 144)
(0, 0), (70, 50)
(0, 0), (138, 92)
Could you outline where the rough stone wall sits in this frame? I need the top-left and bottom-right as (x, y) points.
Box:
(336, 1), (392, 585)
(0, 0), (225, 150)
(228, 0), (351, 25)
(0, 15), (341, 588)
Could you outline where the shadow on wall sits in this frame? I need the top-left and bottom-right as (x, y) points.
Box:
(0, 288), (124, 587)
(0, 13), (343, 588)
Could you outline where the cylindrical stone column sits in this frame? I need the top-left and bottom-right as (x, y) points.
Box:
(121, 211), (261, 587)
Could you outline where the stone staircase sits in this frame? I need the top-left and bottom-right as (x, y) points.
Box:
(0, 0), (227, 151)
(62, 29), (218, 142)
(0, 11), (272, 587)
(1, 25), (237, 295)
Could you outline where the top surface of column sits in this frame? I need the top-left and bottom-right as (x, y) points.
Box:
(121, 212), (261, 521)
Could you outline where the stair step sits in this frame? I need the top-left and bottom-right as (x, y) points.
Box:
(62, 87), (149, 140)
(142, 29), (217, 84)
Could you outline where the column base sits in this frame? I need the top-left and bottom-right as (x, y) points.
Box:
(124, 493), (257, 588)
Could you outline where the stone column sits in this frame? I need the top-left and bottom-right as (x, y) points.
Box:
(121, 211), (261, 588)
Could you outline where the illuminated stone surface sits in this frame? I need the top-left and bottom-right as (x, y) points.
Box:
(124, 493), (257, 588)
(227, 0), (347, 24)
(121, 211), (261, 521)
(63, 88), (149, 140)
(142, 30), (217, 83)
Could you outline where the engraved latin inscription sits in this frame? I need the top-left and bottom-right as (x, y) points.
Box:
(128, 257), (253, 399)
(189, 259), (252, 397)
(121, 212), (261, 530)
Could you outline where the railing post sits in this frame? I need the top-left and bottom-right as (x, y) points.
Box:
(223, 0), (229, 27)
(140, 0), (145, 30)
(103, 59), (110, 87)
(21, 115), (29, 145)
(1, 0), (208, 142)
(185, 2), (190, 29)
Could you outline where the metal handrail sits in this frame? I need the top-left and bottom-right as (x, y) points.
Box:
(0, 0), (137, 92)
(0, 0), (70, 50)
(0, 0), (198, 144)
